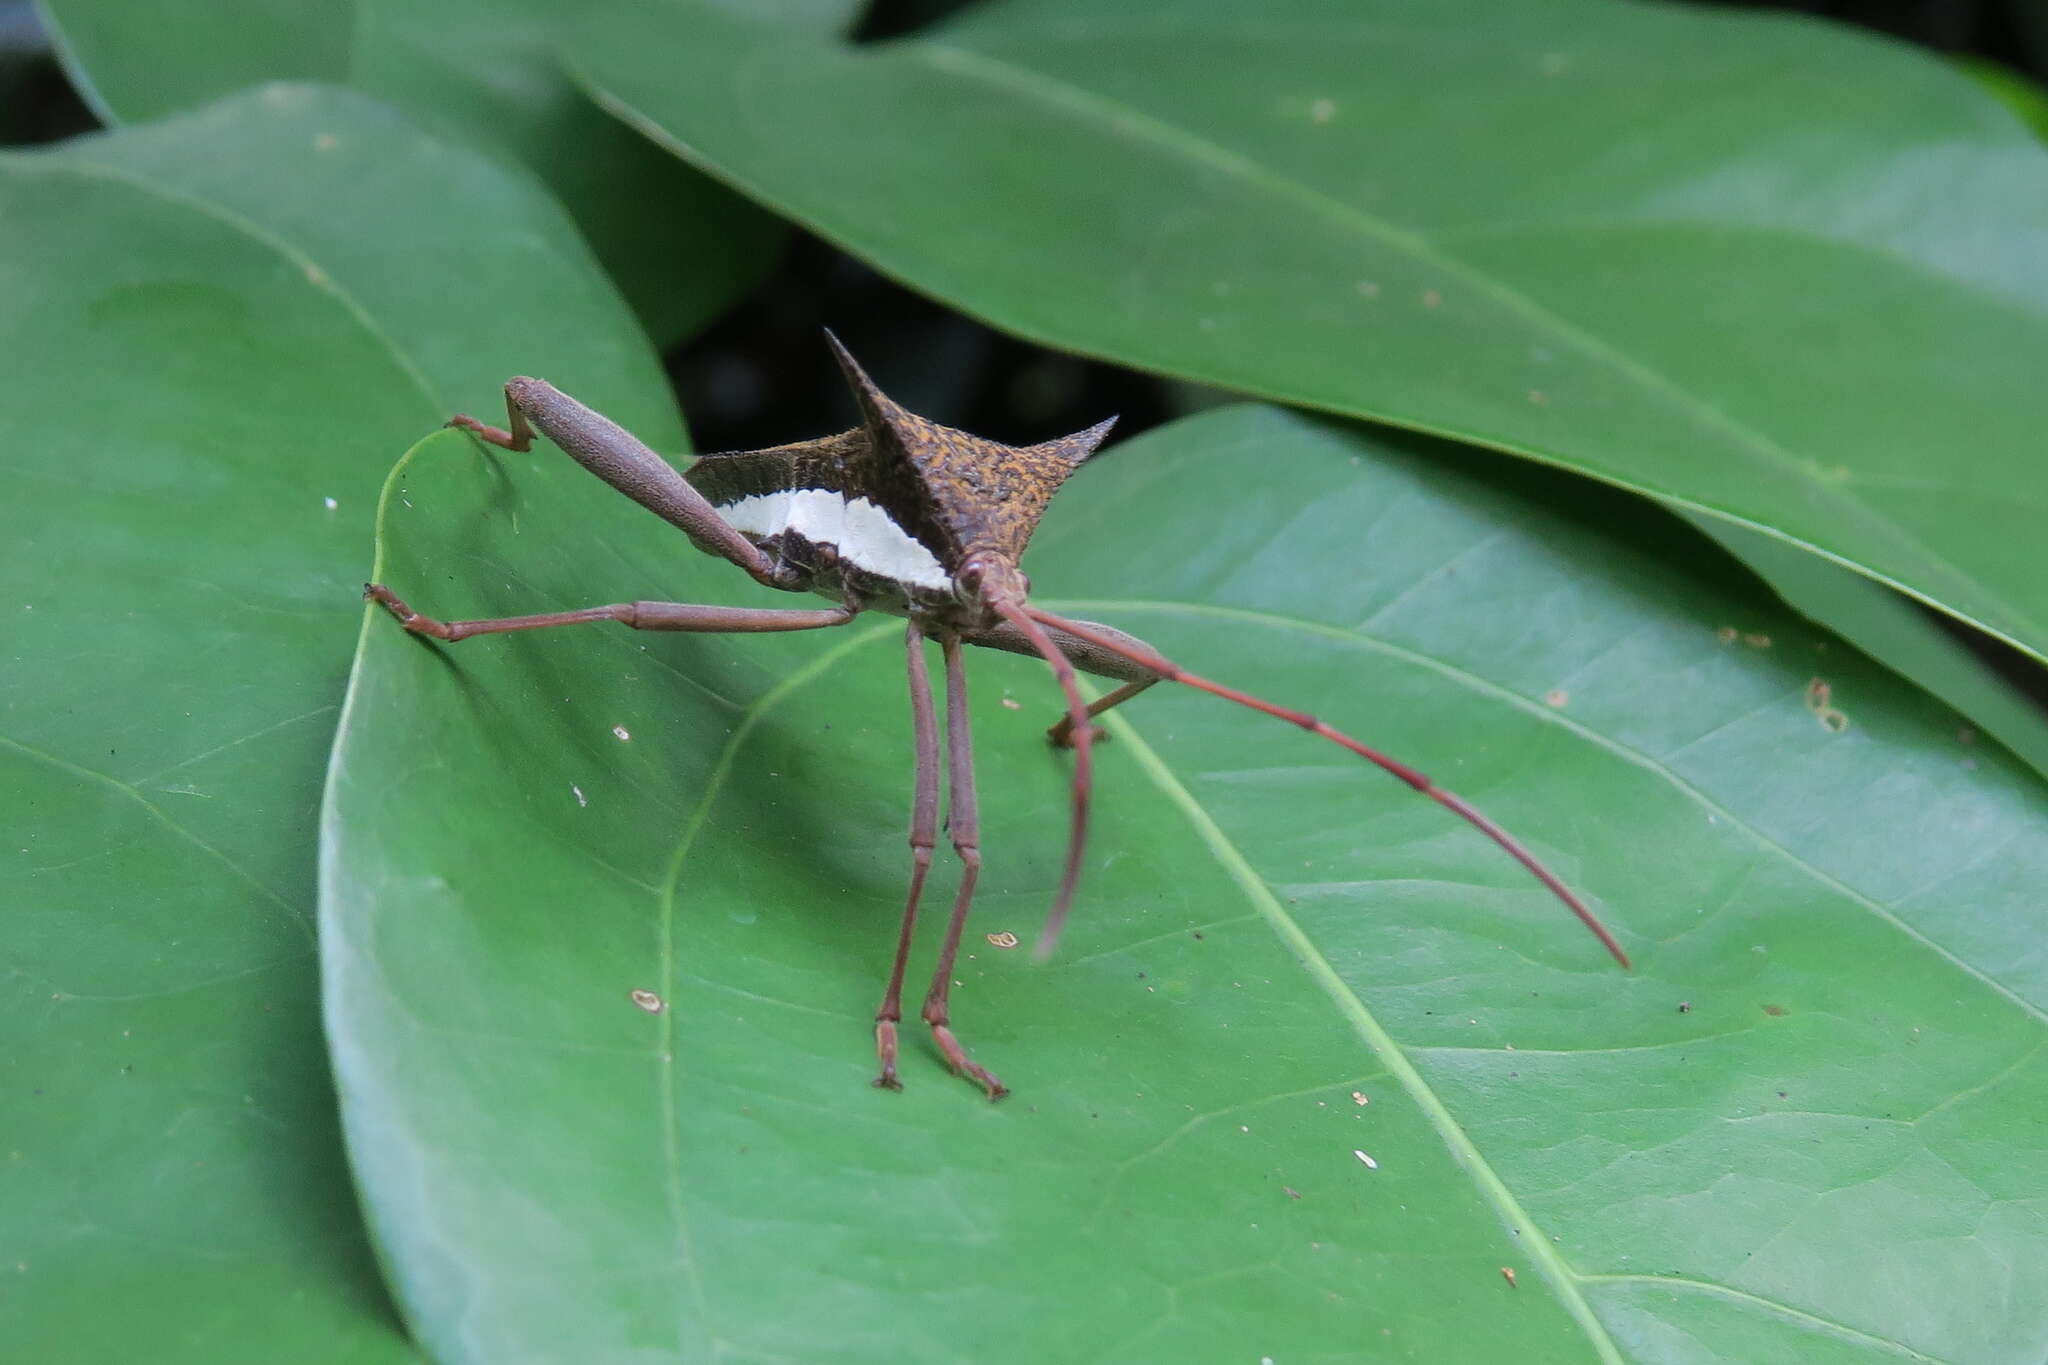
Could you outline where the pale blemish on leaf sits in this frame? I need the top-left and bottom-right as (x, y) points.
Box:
(1806, 678), (1849, 732)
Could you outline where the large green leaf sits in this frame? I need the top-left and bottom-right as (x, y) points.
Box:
(325, 403), (2048, 1363)
(569, 0), (2048, 672)
(34, 0), (859, 340)
(0, 83), (682, 1359)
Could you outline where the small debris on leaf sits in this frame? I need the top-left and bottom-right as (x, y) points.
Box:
(1353, 1150), (1378, 1169)
(571, 785), (587, 808)
(1351, 1091), (1369, 1105)
(629, 989), (664, 1014)
(1501, 1267), (1518, 1289)
(1000, 696), (1021, 710)
(985, 931), (1019, 949)
(1805, 678), (1848, 732)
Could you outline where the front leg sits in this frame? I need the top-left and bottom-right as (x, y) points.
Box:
(450, 378), (794, 590)
(366, 585), (854, 641)
(959, 616), (1162, 746)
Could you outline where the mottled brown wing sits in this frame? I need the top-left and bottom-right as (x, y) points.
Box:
(685, 426), (948, 563)
(683, 429), (866, 503)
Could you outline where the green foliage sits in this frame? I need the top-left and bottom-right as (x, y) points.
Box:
(35, 0), (858, 340)
(569, 0), (2048, 689)
(9, 4), (2048, 1363)
(0, 84), (676, 1361)
(328, 409), (2048, 1363)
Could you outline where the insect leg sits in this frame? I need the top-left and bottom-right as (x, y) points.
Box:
(364, 586), (854, 641)
(1047, 676), (1162, 748)
(1024, 607), (1631, 969)
(985, 603), (1098, 962)
(919, 634), (1008, 1101)
(449, 378), (794, 589)
(959, 616), (1163, 745)
(874, 622), (939, 1091)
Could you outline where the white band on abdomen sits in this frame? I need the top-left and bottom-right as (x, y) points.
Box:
(717, 489), (952, 591)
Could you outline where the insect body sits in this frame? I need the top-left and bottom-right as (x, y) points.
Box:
(366, 334), (1628, 1099)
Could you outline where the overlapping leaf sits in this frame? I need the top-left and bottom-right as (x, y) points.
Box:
(0, 83), (683, 1360)
(326, 403), (2048, 1363)
(568, 0), (2048, 686)
(36, 0), (860, 339)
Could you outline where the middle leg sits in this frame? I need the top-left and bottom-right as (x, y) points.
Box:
(921, 633), (1008, 1100)
(874, 621), (939, 1090)
(366, 585), (853, 640)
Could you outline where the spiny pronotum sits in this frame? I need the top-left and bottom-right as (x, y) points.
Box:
(366, 333), (1629, 1099)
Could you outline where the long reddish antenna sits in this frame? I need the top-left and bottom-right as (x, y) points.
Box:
(991, 600), (1095, 960)
(1026, 606), (1631, 969)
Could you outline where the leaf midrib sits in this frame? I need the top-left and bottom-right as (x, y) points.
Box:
(1094, 677), (1627, 1363)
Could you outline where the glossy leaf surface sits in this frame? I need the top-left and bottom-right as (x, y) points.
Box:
(326, 404), (2048, 1364)
(571, 0), (2048, 666)
(35, 0), (860, 340)
(1685, 514), (2048, 783)
(0, 84), (680, 1360)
